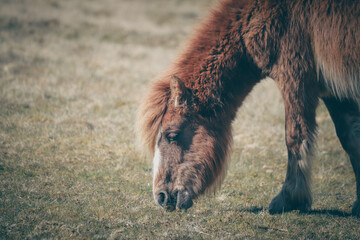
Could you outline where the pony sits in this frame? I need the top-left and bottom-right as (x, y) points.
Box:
(137, 0), (360, 216)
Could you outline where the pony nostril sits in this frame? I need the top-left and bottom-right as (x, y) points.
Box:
(157, 191), (167, 206)
(177, 190), (193, 210)
(155, 191), (176, 211)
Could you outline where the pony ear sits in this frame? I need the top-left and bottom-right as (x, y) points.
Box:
(170, 75), (189, 108)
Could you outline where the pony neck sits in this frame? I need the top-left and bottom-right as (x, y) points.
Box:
(173, 0), (262, 119)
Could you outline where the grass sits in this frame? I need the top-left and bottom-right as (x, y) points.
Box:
(0, 0), (359, 239)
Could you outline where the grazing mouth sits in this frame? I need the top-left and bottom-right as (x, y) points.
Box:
(155, 190), (193, 211)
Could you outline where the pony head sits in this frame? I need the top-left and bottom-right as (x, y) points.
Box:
(137, 75), (232, 211)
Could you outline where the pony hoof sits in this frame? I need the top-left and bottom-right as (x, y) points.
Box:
(269, 193), (288, 214)
(352, 201), (360, 217)
(269, 192), (310, 214)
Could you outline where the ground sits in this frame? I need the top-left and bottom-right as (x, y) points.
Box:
(0, 0), (359, 239)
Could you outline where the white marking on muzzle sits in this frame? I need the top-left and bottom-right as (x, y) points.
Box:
(153, 145), (161, 185)
(153, 129), (162, 186)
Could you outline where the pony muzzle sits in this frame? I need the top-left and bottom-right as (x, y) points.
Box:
(154, 190), (193, 211)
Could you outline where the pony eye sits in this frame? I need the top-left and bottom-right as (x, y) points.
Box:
(166, 132), (179, 142)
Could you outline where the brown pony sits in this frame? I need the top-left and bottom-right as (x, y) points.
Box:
(137, 0), (360, 216)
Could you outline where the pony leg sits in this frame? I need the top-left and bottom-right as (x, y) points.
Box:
(269, 77), (318, 214)
(322, 97), (360, 217)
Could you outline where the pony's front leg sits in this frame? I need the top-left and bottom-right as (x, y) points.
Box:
(269, 74), (319, 214)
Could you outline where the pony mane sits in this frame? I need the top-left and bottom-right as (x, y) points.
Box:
(137, 0), (247, 156)
(136, 75), (171, 155)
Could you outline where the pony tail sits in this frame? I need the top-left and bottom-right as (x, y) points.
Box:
(136, 77), (171, 155)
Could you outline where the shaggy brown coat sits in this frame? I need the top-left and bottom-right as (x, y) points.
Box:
(137, 0), (360, 216)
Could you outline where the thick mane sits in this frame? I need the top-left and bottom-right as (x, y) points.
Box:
(173, 0), (247, 115)
(137, 76), (171, 155)
(137, 0), (246, 155)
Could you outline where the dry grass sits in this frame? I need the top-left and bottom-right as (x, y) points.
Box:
(0, 0), (359, 239)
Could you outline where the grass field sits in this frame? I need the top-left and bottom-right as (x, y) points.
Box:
(1, 0), (359, 239)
